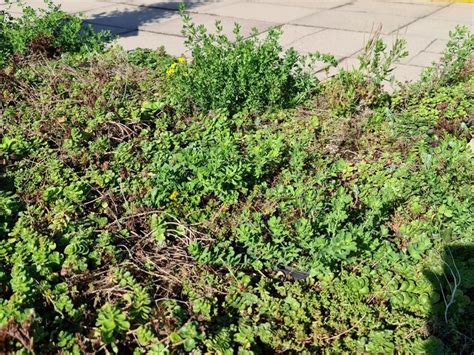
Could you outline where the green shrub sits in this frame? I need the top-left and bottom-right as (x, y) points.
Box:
(322, 31), (408, 115)
(164, 9), (336, 115)
(421, 25), (474, 88)
(0, 0), (110, 68)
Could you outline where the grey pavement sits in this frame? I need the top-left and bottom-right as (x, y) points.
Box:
(2, 0), (473, 81)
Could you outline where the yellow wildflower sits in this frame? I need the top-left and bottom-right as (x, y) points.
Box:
(177, 56), (186, 64)
(166, 62), (177, 76)
(169, 191), (179, 201)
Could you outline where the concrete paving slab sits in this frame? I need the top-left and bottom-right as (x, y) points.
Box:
(338, 0), (442, 17)
(82, 4), (178, 30)
(336, 56), (361, 71)
(257, 24), (325, 47)
(2, 0), (113, 14)
(200, 2), (320, 23)
(100, 0), (239, 11)
(290, 29), (370, 56)
(381, 34), (434, 63)
(427, 3), (474, 26)
(425, 38), (448, 53)
(115, 31), (187, 54)
(140, 12), (276, 38)
(408, 50), (442, 67)
(382, 0), (444, 4)
(315, 55), (360, 80)
(84, 22), (136, 35)
(402, 17), (469, 39)
(292, 9), (417, 34)
(0, 0), (52, 12)
(247, 0), (352, 9)
(57, 0), (115, 14)
(391, 63), (424, 82)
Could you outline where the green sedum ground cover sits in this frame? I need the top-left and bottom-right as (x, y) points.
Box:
(1, 2), (473, 353)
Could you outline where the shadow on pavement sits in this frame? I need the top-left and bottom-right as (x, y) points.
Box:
(82, 1), (212, 37)
(424, 245), (474, 354)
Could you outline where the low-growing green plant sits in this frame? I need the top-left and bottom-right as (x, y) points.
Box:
(0, 4), (473, 354)
(96, 303), (130, 352)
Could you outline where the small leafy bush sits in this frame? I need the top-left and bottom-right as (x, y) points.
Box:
(323, 30), (408, 115)
(165, 10), (336, 115)
(420, 25), (474, 89)
(358, 30), (408, 86)
(0, 0), (110, 67)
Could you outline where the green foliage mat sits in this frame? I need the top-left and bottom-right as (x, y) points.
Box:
(0, 2), (473, 353)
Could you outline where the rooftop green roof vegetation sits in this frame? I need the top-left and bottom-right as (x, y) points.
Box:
(1, 1), (473, 353)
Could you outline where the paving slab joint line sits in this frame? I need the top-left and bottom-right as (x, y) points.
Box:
(89, 1), (221, 15)
(312, 45), (363, 76)
(99, 0), (186, 12)
(227, 3), (323, 43)
(87, 3), (272, 41)
(388, 1), (453, 36)
(286, 20), (401, 36)
(406, 62), (432, 68)
(141, 7), (279, 40)
(401, 37), (438, 64)
(306, 21), (447, 77)
(132, 17), (271, 41)
(129, 29), (186, 38)
(178, 0), (245, 16)
(84, 20), (138, 35)
(284, 27), (326, 48)
(419, 37), (438, 54)
(329, 0), (357, 11)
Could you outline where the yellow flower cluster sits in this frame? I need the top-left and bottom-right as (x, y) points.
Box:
(166, 63), (177, 76)
(169, 190), (179, 201)
(166, 57), (187, 77)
